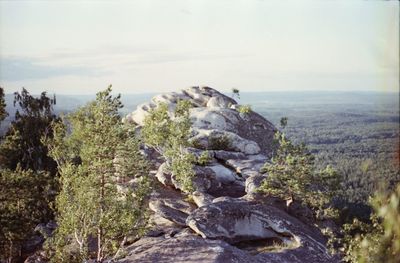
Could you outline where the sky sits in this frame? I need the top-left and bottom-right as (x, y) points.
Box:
(0, 0), (398, 95)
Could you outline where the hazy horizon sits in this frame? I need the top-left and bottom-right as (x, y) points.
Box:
(2, 88), (400, 97)
(0, 0), (399, 95)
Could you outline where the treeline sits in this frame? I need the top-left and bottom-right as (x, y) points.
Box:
(257, 102), (399, 221)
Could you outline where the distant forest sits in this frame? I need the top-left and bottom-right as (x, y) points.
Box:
(243, 91), (399, 221)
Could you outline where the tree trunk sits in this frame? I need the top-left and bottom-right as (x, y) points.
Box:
(8, 239), (12, 263)
(97, 169), (105, 262)
(97, 227), (102, 262)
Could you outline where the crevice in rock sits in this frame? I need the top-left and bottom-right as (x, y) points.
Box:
(207, 181), (246, 198)
(214, 157), (243, 180)
(214, 155), (238, 171)
(205, 158), (246, 198)
(233, 237), (298, 255)
(181, 90), (205, 107)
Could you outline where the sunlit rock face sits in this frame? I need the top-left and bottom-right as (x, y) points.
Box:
(124, 86), (276, 156)
(117, 86), (340, 263)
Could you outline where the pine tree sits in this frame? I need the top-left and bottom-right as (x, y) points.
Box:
(258, 118), (339, 219)
(141, 100), (196, 193)
(46, 86), (151, 262)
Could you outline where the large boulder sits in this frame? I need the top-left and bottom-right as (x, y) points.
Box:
(149, 183), (196, 228)
(219, 153), (266, 179)
(186, 198), (339, 263)
(190, 129), (261, 155)
(117, 198), (339, 263)
(117, 234), (255, 263)
(124, 86), (276, 156)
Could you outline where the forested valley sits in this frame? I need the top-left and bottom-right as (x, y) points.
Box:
(243, 91), (399, 221)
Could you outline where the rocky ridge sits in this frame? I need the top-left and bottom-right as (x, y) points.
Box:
(119, 86), (339, 263)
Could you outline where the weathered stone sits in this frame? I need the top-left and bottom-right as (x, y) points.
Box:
(117, 235), (255, 263)
(208, 164), (238, 184)
(190, 129), (261, 155)
(149, 184), (196, 227)
(151, 92), (191, 105)
(149, 200), (188, 226)
(245, 174), (265, 194)
(183, 86), (212, 106)
(125, 86), (275, 154)
(155, 163), (173, 187)
(224, 154), (266, 174)
(287, 201), (315, 225)
(192, 164), (247, 198)
(213, 150), (246, 161)
(170, 166), (218, 193)
(150, 213), (182, 229)
(129, 102), (156, 126)
(208, 180), (246, 198)
(212, 153), (266, 179)
(192, 191), (213, 207)
(190, 108), (234, 131)
(186, 199), (339, 263)
(206, 96), (232, 108)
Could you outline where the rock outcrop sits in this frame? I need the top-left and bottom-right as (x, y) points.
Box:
(124, 86), (276, 157)
(118, 86), (339, 263)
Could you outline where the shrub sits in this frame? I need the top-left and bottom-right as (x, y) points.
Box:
(197, 151), (212, 166)
(341, 184), (400, 263)
(208, 135), (231, 150)
(237, 105), (252, 115)
(142, 100), (196, 193)
(258, 130), (340, 220)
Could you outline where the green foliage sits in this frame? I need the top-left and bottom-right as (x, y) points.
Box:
(258, 130), (340, 219)
(237, 105), (252, 115)
(0, 87), (7, 124)
(0, 167), (56, 262)
(169, 150), (196, 193)
(280, 117), (288, 129)
(142, 100), (195, 193)
(341, 184), (400, 263)
(0, 88), (59, 262)
(197, 151), (212, 166)
(208, 134), (231, 150)
(46, 86), (151, 262)
(0, 88), (59, 174)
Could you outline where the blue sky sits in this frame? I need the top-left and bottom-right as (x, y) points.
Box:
(0, 0), (398, 95)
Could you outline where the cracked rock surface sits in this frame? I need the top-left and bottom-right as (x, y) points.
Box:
(119, 86), (339, 263)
